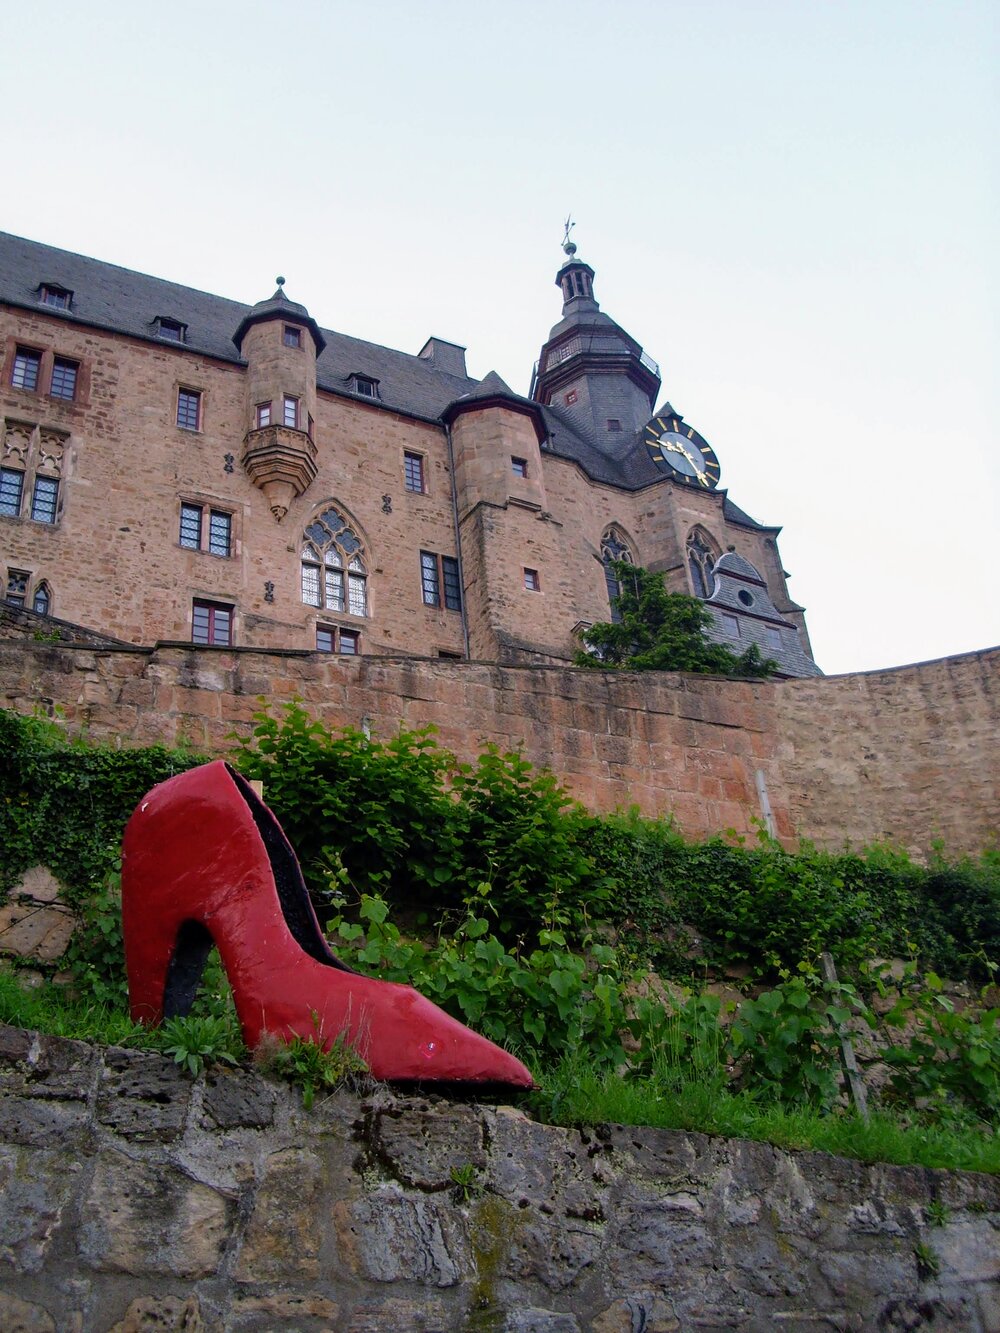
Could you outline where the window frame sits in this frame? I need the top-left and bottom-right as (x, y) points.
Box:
(191, 599), (234, 647)
(300, 507), (369, 617)
(11, 346), (42, 392)
(32, 581), (51, 615)
(176, 387), (202, 432)
(49, 356), (79, 402)
(524, 567), (541, 592)
(178, 501), (233, 557)
(30, 475), (59, 524)
(511, 456), (528, 478)
(350, 374), (379, 399)
(39, 285), (72, 310)
(282, 394), (300, 429)
(420, 551), (462, 611)
(156, 317), (187, 343)
(316, 624), (361, 655)
(4, 568), (29, 608)
(283, 325), (302, 348)
(403, 451), (426, 494)
(0, 467), (25, 518)
(255, 401), (272, 429)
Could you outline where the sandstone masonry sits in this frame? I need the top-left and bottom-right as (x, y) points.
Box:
(1, 633), (997, 855)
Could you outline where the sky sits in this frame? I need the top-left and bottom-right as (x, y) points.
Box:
(4, 0), (997, 675)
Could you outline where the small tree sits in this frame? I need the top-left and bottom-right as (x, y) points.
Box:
(575, 560), (777, 677)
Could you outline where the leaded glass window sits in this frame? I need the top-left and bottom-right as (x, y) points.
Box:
(686, 528), (719, 599)
(600, 528), (633, 623)
(31, 476), (58, 524)
(301, 507), (367, 615)
(0, 468), (24, 517)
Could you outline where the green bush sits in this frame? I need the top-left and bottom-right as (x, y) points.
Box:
(0, 709), (201, 906)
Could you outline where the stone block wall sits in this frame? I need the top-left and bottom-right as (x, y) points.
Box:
(0, 635), (996, 855)
(1, 1025), (998, 1332)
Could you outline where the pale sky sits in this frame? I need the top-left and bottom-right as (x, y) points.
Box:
(4, 0), (997, 675)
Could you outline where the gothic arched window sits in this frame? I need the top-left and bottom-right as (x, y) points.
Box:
(301, 507), (368, 616)
(686, 527), (720, 599)
(601, 528), (633, 623)
(32, 581), (51, 616)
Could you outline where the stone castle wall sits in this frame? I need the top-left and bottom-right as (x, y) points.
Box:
(1, 635), (997, 854)
(1, 1025), (998, 1332)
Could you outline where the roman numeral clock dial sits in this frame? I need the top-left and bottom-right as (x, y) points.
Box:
(644, 414), (721, 489)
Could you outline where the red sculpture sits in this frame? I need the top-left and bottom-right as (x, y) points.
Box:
(122, 760), (534, 1087)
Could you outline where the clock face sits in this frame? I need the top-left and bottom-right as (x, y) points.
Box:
(644, 414), (721, 489)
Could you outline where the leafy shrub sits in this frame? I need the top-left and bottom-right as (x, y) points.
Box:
(0, 709), (201, 907)
(877, 967), (1000, 1122)
(232, 704), (610, 943)
(325, 891), (630, 1068)
(730, 968), (869, 1109)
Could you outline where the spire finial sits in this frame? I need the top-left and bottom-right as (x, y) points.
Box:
(275, 275), (285, 289)
(562, 215), (577, 259)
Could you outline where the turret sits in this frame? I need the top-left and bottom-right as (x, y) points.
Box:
(233, 279), (325, 520)
(531, 237), (660, 447)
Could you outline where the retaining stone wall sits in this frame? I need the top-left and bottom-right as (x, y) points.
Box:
(0, 639), (997, 854)
(1, 1026), (998, 1332)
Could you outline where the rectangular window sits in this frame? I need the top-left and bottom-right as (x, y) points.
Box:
(766, 626), (783, 650)
(316, 625), (361, 654)
(283, 326), (302, 348)
(31, 476), (59, 524)
(721, 612), (740, 636)
(0, 468), (24, 517)
(5, 569), (29, 607)
(283, 395), (299, 429)
(325, 566), (345, 611)
(347, 572), (366, 617)
(40, 286), (72, 309)
(606, 418), (621, 432)
(511, 457), (528, 478)
(420, 550), (440, 606)
(179, 503), (232, 556)
(255, 401), (272, 428)
(192, 599), (232, 646)
(524, 568), (540, 592)
(12, 347), (41, 392)
(351, 375), (378, 398)
(442, 555), (462, 611)
(177, 388), (201, 431)
(207, 509), (231, 558)
(420, 552), (461, 611)
(50, 357), (79, 401)
(157, 318), (185, 342)
(179, 503), (202, 549)
(302, 562), (321, 607)
(404, 451), (425, 493)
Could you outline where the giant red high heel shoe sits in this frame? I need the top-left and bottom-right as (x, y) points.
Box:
(121, 760), (534, 1087)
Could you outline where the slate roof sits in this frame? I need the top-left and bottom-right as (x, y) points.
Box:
(0, 231), (478, 423)
(0, 230), (774, 527)
(704, 552), (822, 678)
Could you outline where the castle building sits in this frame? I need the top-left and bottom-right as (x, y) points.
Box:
(0, 231), (820, 677)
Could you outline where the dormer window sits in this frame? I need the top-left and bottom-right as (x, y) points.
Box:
(351, 374), (379, 399)
(156, 317), (186, 343)
(39, 284), (72, 310)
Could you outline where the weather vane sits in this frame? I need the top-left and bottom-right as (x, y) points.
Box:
(562, 215), (577, 258)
